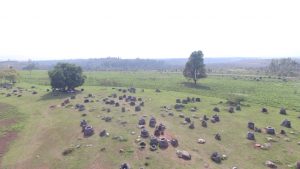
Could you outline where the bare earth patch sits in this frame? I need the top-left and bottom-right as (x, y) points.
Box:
(0, 131), (17, 166)
(0, 119), (17, 128)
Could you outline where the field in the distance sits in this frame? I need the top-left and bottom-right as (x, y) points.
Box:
(0, 70), (299, 169)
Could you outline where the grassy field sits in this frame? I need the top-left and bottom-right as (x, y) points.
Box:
(0, 70), (299, 169)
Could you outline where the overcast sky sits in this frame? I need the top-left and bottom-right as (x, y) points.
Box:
(0, 0), (299, 61)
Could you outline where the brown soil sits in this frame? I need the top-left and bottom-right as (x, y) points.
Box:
(0, 131), (18, 167)
(0, 119), (17, 128)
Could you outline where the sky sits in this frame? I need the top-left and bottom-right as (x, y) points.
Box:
(0, 0), (299, 61)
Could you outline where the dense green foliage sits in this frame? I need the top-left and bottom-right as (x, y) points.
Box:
(268, 58), (300, 77)
(183, 51), (207, 84)
(0, 67), (19, 83)
(48, 63), (86, 91)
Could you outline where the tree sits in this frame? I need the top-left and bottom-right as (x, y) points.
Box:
(0, 66), (19, 84)
(23, 59), (37, 75)
(48, 63), (86, 91)
(268, 58), (300, 77)
(183, 50), (206, 84)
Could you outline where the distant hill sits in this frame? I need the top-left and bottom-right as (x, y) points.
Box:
(0, 57), (299, 71)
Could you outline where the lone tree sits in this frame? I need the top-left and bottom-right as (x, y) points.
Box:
(48, 63), (86, 91)
(183, 50), (206, 84)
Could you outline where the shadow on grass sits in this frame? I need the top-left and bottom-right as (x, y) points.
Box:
(181, 82), (211, 90)
(38, 91), (80, 101)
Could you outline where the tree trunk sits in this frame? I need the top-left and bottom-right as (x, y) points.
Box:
(194, 69), (197, 85)
(193, 79), (197, 85)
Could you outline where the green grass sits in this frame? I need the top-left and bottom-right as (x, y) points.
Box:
(20, 70), (300, 111)
(0, 70), (299, 168)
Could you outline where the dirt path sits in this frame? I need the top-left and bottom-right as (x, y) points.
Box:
(0, 119), (17, 167)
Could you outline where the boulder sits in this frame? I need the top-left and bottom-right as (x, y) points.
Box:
(120, 163), (130, 169)
(248, 122), (255, 130)
(135, 106), (141, 112)
(83, 126), (94, 137)
(261, 107), (268, 113)
(265, 161), (277, 168)
(185, 117), (191, 123)
(296, 161), (300, 169)
(176, 99), (181, 103)
(149, 117), (156, 128)
(211, 152), (222, 163)
(195, 98), (201, 102)
(236, 105), (241, 111)
(198, 138), (206, 144)
(213, 107), (220, 112)
(281, 119), (291, 128)
(215, 133), (221, 141)
(99, 130), (107, 137)
(201, 120), (207, 128)
(212, 114), (220, 122)
(182, 100), (188, 104)
(266, 126), (275, 135)
(158, 138), (168, 149)
(189, 123), (195, 129)
(247, 132), (255, 140)
(228, 107), (235, 113)
(150, 136), (159, 146)
(279, 108), (287, 115)
(138, 118), (146, 125)
(170, 139), (179, 147)
(140, 129), (149, 138)
(176, 150), (191, 160)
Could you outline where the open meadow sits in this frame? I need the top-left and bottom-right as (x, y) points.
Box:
(0, 70), (300, 169)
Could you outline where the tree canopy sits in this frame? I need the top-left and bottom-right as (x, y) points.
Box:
(48, 63), (86, 91)
(268, 58), (300, 77)
(0, 66), (19, 83)
(183, 50), (206, 84)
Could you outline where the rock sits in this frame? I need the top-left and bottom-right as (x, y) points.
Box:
(155, 89), (161, 92)
(179, 114), (185, 118)
(139, 142), (146, 149)
(247, 132), (255, 140)
(248, 122), (255, 130)
(211, 152), (222, 163)
(62, 148), (74, 156)
(170, 138), (179, 147)
(215, 133), (221, 141)
(236, 105), (241, 111)
(213, 107), (220, 112)
(120, 163), (130, 169)
(176, 99), (181, 103)
(176, 150), (191, 160)
(281, 119), (291, 128)
(228, 107), (235, 113)
(158, 138), (168, 149)
(119, 149), (124, 153)
(261, 107), (268, 113)
(138, 118), (146, 125)
(195, 98), (201, 102)
(266, 126), (275, 135)
(201, 120), (207, 128)
(279, 107), (287, 115)
(296, 161), (300, 169)
(212, 114), (220, 122)
(185, 117), (191, 123)
(121, 107), (126, 112)
(265, 160), (277, 168)
(189, 122), (195, 129)
(140, 129), (149, 138)
(135, 106), (141, 112)
(83, 126), (94, 137)
(149, 117), (156, 128)
(197, 138), (206, 144)
(99, 130), (107, 137)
